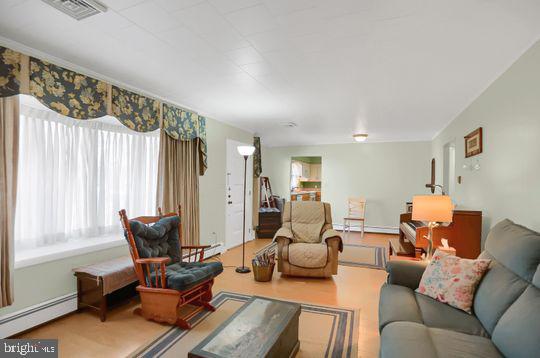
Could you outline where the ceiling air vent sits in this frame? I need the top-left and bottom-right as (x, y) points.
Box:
(42, 0), (107, 20)
(280, 122), (298, 128)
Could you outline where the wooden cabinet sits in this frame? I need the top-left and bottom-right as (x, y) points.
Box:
(257, 209), (282, 238)
(290, 192), (320, 201)
(301, 164), (310, 179)
(310, 164), (321, 180)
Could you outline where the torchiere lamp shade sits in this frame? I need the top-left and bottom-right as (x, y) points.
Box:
(237, 145), (255, 156)
(412, 195), (454, 223)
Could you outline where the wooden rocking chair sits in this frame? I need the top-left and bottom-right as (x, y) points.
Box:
(119, 206), (223, 329)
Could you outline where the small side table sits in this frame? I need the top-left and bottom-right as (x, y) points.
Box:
(73, 256), (138, 321)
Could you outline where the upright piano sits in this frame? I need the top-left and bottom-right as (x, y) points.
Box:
(395, 210), (482, 259)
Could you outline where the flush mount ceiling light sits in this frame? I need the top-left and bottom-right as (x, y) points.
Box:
(353, 134), (368, 142)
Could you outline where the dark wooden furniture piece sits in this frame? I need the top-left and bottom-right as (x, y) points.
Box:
(119, 207), (218, 329)
(396, 210), (482, 259)
(257, 208), (282, 238)
(189, 296), (300, 358)
(290, 192), (320, 201)
(257, 176), (283, 239)
(74, 256), (138, 322)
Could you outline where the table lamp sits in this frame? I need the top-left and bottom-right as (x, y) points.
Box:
(412, 195), (453, 260)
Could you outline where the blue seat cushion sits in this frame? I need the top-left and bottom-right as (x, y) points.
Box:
(152, 261), (223, 291)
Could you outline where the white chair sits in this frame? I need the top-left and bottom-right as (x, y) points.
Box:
(343, 197), (366, 238)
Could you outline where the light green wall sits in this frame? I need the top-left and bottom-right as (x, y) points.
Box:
(0, 116), (252, 317)
(263, 142), (431, 229)
(432, 40), (540, 243)
(199, 117), (253, 245)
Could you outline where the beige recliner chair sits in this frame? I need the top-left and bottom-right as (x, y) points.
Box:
(274, 201), (343, 278)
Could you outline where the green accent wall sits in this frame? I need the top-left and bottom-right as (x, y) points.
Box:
(291, 156), (321, 164)
(300, 181), (321, 188)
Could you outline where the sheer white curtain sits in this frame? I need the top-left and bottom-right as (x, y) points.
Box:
(15, 102), (159, 251)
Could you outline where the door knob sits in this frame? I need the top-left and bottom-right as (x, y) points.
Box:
(228, 201), (233, 204)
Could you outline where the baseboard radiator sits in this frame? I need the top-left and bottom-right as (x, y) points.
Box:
(333, 224), (399, 235)
(0, 243), (225, 338)
(0, 292), (78, 338)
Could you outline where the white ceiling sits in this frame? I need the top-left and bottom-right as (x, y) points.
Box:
(1, 0), (540, 146)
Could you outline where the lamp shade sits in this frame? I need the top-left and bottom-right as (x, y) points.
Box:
(237, 145), (255, 156)
(412, 195), (453, 223)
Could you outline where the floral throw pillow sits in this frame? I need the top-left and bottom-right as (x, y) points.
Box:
(416, 250), (491, 313)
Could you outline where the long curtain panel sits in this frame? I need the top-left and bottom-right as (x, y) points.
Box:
(0, 96), (19, 307)
(252, 137), (262, 229)
(157, 131), (200, 246)
(15, 104), (159, 250)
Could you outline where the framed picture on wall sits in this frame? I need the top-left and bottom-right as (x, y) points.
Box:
(464, 127), (483, 158)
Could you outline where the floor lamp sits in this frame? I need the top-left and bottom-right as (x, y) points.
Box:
(236, 145), (255, 273)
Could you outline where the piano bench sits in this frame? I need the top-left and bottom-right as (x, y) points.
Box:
(389, 238), (416, 257)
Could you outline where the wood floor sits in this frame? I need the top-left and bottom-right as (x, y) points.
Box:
(16, 232), (395, 357)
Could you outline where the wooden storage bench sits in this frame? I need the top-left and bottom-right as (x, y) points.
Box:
(73, 256), (138, 321)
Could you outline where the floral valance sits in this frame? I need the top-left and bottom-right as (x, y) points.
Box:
(163, 104), (199, 140)
(0, 45), (208, 174)
(112, 86), (160, 132)
(163, 104), (207, 174)
(0, 47), (21, 97)
(30, 58), (108, 119)
(198, 116), (208, 175)
(253, 136), (262, 177)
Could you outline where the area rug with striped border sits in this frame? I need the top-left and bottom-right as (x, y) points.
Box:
(132, 291), (359, 358)
(255, 242), (388, 270)
(338, 243), (388, 269)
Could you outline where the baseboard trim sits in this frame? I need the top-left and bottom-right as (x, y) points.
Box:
(333, 224), (399, 235)
(0, 292), (77, 338)
(200, 243), (226, 258)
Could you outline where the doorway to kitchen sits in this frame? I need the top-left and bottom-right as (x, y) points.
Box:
(290, 156), (322, 201)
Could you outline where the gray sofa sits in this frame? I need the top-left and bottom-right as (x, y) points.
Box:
(379, 219), (540, 358)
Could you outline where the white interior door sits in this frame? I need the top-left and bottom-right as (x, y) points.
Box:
(226, 139), (254, 249)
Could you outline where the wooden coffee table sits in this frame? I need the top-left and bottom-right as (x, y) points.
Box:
(188, 296), (300, 358)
